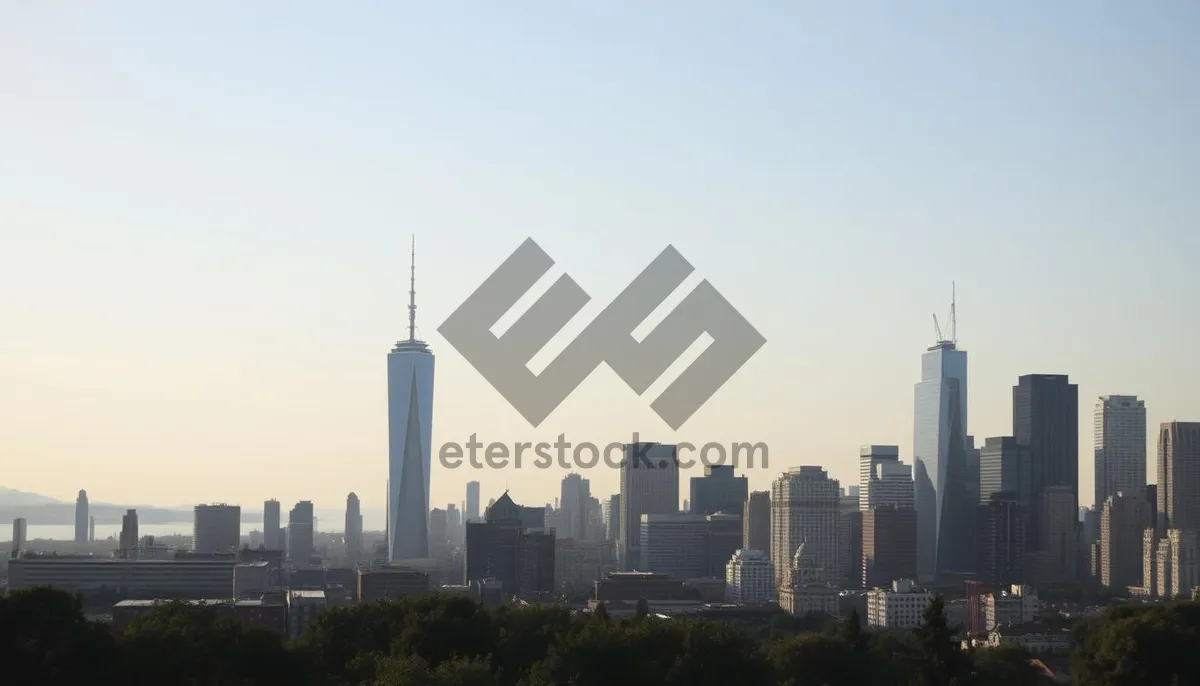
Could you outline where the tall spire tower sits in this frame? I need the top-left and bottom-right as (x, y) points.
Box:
(387, 236), (436, 561)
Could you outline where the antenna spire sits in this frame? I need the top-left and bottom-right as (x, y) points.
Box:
(408, 236), (417, 341)
(950, 281), (957, 344)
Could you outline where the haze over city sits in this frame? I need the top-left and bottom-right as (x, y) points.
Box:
(2, 1), (1198, 523)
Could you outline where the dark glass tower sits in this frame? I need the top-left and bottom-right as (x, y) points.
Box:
(1012, 374), (1079, 551)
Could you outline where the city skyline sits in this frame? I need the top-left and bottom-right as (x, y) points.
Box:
(2, 2), (1198, 513)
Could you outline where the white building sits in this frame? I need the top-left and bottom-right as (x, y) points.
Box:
(866, 460), (915, 509)
(387, 243), (435, 562)
(1093, 396), (1147, 509)
(866, 578), (932, 630)
(859, 446), (901, 510)
(985, 585), (1039, 630)
(778, 542), (839, 617)
(725, 549), (774, 603)
(771, 467), (841, 591)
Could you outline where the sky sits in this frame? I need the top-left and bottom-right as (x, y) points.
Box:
(1, 1), (1198, 528)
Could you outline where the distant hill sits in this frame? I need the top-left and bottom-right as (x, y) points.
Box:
(0, 487), (64, 506)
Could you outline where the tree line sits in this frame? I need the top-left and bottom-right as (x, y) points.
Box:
(1, 586), (1197, 685)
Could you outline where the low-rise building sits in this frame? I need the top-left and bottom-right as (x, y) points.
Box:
(866, 579), (931, 630)
(725, 549), (774, 603)
(985, 585), (1038, 630)
(986, 622), (1072, 655)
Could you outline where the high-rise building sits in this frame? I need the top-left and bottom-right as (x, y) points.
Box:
(288, 501), (315, 564)
(859, 445), (900, 510)
(864, 458), (914, 511)
(1100, 492), (1150, 589)
(977, 493), (1026, 588)
(1094, 396), (1147, 509)
(1028, 485), (1079, 584)
(429, 508), (448, 559)
(345, 493), (363, 563)
(1146, 484), (1159, 533)
(88, 516), (95, 543)
(743, 491), (770, 556)
(1013, 374), (1079, 551)
(619, 443), (679, 571)
(861, 459), (916, 589)
(387, 241), (435, 562)
(726, 549), (774, 603)
(979, 437), (1032, 506)
(466, 481), (481, 523)
(193, 504), (241, 554)
(264, 499), (282, 551)
(708, 513), (744, 577)
(74, 490), (89, 544)
(689, 465), (749, 516)
(770, 466), (841, 590)
(912, 317), (970, 583)
(119, 509), (139, 555)
(1157, 421), (1200, 531)
(560, 473), (591, 541)
(12, 518), (27, 558)
(639, 514), (710, 580)
(605, 494), (620, 541)
(464, 492), (555, 595)
(840, 489), (863, 589)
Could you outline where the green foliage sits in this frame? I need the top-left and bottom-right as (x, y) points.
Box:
(3, 586), (1198, 685)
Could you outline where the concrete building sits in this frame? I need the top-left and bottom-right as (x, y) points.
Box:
(74, 490), (89, 543)
(119, 509), (139, 557)
(743, 491), (770, 557)
(113, 597), (287, 635)
(193, 504), (241, 554)
(556, 539), (617, 597)
(859, 446), (902, 510)
(619, 443), (679, 571)
(725, 549), (774, 603)
(862, 505), (918, 589)
(1094, 396), (1147, 509)
(465, 492), (555, 595)
(287, 589), (327, 639)
(977, 493), (1026, 588)
(357, 568), (431, 601)
(1159, 529), (1200, 599)
(771, 466), (841, 591)
(689, 465), (749, 516)
(8, 556), (237, 597)
(344, 493), (363, 563)
(1158, 422), (1200, 532)
(466, 481), (481, 523)
(263, 499), (282, 551)
(1100, 492), (1150, 589)
(560, 473), (591, 541)
(593, 571), (689, 602)
(233, 561), (273, 598)
(840, 490), (863, 589)
(985, 585), (1038, 630)
(778, 541), (839, 617)
(288, 501), (315, 564)
(866, 579), (933, 630)
(640, 514), (709, 580)
(11, 518), (26, 558)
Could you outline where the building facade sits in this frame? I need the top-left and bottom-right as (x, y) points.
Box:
(690, 465), (749, 516)
(771, 467), (841, 590)
(1093, 396), (1147, 510)
(193, 504), (241, 554)
(1157, 422), (1200, 532)
(619, 443), (679, 571)
(725, 549), (774, 603)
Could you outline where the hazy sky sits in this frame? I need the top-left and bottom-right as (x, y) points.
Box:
(2, 1), (1197, 527)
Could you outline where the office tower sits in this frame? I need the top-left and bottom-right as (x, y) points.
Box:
(1146, 529), (1161, 597)
(193, 504), (241, 553)
(689, 465), (749, 516)
(619, 443), (679, 571)
(345, 493), (363, 563)
(840, 489), (863, 589)
(708, 513), (744, 577)
(726, 549), (774, 603)
(1100, 492), (1150, 589)
(1028, 485), (1079, 584)
(859, 446), (901, 510)
(1146, 484), (1159, 532)
(639, 514), (710, 580)
(446, 504), (462, 545)
(743, 491), (771, 555)
(605, 494), (620, 541)
(1161, 529), (1200, 598)
(861, 459), (916, 589)
(560, 473), (591, 541)
(979, 436), (1032, 506)
(1013, 374), (1079, 550)
(264, 499), (282, 550)
(1157, 422), (1200, 531)
(977, 493), (1026, 587)
(464, 492), (555, 595)
(429, 508), (448, 559)
(770, 466), (841, 590)
(74, 490), (88, 543)
(89, 516), (95, 543)
(387, 240), (435, 562)
(288, 501), (315, 563)
(119, 509), (138, 555)
(12, 518), (26, 558)
(912, 304), (970, 583)
(466, 481), (481, 523)
(585, 496), (605, 541)
(1094, 396), (1147, 509)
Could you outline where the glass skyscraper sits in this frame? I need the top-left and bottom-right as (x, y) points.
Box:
(913, 340), (969, 583)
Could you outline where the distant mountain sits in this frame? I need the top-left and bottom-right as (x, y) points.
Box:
(0, 487), (64, 506)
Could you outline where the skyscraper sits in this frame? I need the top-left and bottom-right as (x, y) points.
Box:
(689, 465), (749, 516)
(74, 490), (88, 543)
(560, 473), (591, 541)
(619, 443), (679, 571)
(861, 459), (917, 589)
(345, 493), (363, 563)
(771, 466), (841, 590)
(1094, 396), (1147, 509)
(193, 504), (241, 553)
(1157, 421), (1200, 531)
(119, 509), (138, 555)
(1013, 374), (1079, 551)
(1100, 492), (1150, 589)
(288, 500), (315, 564)
(859, 445), (900, 510)
(388, 239), (435, 562)
(979, 437), (1032, 506)
(264, 499), (282, 550)
(466, 481), (481, 523)
(743, 490), (771, 555)
(12, 518), (27, 558)
(913, 311), (969, 582)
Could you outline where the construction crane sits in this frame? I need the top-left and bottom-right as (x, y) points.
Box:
(932, 282), (957, 346)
